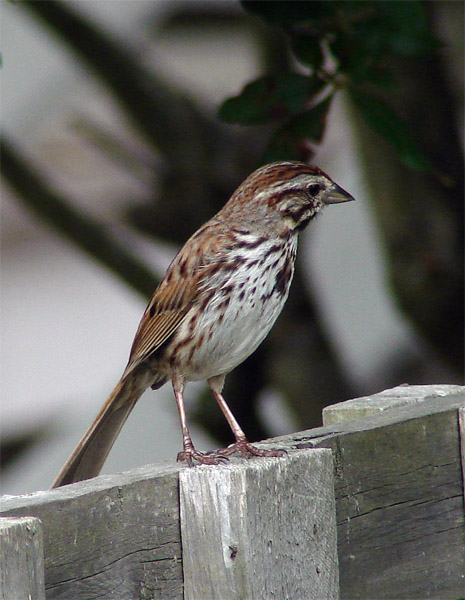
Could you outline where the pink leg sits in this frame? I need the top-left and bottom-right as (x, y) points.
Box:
(172, 373), (227, 466)
(207, 375), (286, 459)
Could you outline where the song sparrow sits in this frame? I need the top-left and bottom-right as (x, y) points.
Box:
(52, 161), (354, 487)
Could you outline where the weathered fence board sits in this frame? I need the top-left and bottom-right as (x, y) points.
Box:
(0, 516), (45, 600)
(322, 383), (464, 425)
(284, 386), (465, 599)
(0, 465), (183, 599)
(0, 384), (463, 600)
(180, 449), (338, 600)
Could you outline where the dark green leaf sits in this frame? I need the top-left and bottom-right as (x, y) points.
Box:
(288, 96), (333, 143)
(218, 73), (325, 126)
(327, 1), (440, 86)
(262, 128), (300, 164)
(334, 39), (395, 86)
(275, 73), (324, 113)
(292, 35), (324, 69)
(350, 89), (430, 171)
(218, 77), (274, 125)
(262, 95), (333, 163)
(377, 1), (441, 57)
(241, 0), (331, 25)
(360, 66), (394, 88)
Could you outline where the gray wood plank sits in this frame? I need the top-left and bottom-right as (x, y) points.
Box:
(322, 384), (464, 425)
(180, 449), (339, 600)
(0, 516), (45, 600)
(0, 463), (183, 600)
(280, 391), (465, 599)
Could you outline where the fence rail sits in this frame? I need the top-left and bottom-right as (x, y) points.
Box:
(1, 384), (464, 599)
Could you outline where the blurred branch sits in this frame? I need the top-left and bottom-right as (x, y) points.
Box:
(20, 1), (264, 244)
(1, 138), (158, 299)
(350, 48), (464, 374)
(22, 0), (207, 173)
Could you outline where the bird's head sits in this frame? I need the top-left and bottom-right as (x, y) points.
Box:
(223, 161), (354, 237)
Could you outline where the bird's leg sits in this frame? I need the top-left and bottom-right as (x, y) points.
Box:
(172, 374), (227, 466)
(207, 375), (286, 459)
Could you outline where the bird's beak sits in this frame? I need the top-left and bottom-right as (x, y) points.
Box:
(323, 183), (355, 205)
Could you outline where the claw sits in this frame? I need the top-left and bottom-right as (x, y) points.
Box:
(177, 442), (286, 467)
(205, 444), (237, 457)
(177, 448), (230, 466)
(232, 442), (287, 459)
(212, 441), (287, 459)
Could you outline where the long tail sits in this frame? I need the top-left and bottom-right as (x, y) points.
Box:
(52, 368), (154, 488)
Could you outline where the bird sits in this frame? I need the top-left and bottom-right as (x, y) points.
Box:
(52, 161), (354, 488)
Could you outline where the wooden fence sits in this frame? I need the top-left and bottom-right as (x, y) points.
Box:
(1, 384), (464, 599)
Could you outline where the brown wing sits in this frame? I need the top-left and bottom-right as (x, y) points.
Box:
(122, 221), (225, 378)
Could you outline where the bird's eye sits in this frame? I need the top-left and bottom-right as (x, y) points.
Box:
(308, 183), (322, 196)
(282, 206), (293, 216)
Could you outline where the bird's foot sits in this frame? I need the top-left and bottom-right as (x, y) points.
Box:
(177, 447), (229, 467)
(208, 441), (287, 459)
(178, 441), (287, 466)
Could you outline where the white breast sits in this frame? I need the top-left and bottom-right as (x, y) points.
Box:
(181, 235), (298, 381)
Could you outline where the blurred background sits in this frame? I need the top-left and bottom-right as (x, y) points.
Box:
(1, 1), (463, 495)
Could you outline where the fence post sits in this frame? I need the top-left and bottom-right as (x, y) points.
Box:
(322, 383), (464, 425)
(0, 516), (45, 600)
(180, 448), (338, 600)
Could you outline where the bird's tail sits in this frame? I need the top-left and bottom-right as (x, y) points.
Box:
(51, 368), (154, 488)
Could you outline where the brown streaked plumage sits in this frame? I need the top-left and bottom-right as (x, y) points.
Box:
(52, 161), (354, 487)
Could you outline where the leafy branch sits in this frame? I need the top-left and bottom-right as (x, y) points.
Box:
(219, 0), (437, 170)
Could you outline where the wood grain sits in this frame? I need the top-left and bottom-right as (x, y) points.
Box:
(0, 385), (463, 599)
(0, 516), (45, 600)
(180, 449), (339, 600)
(322, 384), (464, 425)
(0, 464), (183, 600)
(288, 390), (465, 599)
